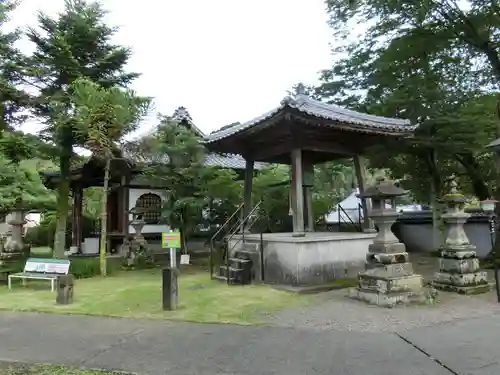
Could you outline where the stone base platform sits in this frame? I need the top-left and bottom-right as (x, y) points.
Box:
(432, 281), (492, 295)
(348, 272), (426, 307)
(228, 232), (376, 286)
(348, 288), (426, 308)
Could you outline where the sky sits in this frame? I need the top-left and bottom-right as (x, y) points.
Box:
(11, 0), (334, 138)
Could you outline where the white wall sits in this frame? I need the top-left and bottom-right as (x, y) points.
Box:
(128, 188), (170, 234)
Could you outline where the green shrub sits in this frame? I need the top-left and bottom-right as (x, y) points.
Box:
(68, 257), (119, 279)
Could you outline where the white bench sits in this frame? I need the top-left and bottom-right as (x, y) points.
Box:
(8, 258), (71, 292)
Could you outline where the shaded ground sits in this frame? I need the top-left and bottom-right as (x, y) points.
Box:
(0, 311), (499, 375)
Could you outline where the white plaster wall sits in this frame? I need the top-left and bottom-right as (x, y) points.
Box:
(128, 188), (170, 234)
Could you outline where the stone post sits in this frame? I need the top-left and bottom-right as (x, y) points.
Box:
(349, 177), (424, 307)
(432, 182), (489, 294)
(162, 267), (179, 310)
(56, 275), (74, 305)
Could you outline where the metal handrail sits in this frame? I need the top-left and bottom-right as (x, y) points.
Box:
(338, 204), (362, 232)
(209, 202), (244, 279)
(223, 201), (263, 284)
(208, 200), (263, 282)
(225, 201), (262, 252)
(210, 202), (244, 242)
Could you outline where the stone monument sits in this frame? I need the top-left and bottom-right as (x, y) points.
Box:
(432, 181), (490, 294)
(349, 177), (424, 307)
(0, 210), (28, 265)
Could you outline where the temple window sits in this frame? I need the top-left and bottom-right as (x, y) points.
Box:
(135, 193), (162, 224)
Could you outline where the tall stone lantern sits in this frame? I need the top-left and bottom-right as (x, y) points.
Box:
(349, 177), (424, 307)
(432, 182), (490, 294)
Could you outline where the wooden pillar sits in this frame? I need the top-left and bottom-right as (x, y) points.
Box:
(241, 158), (254, 232)
(353, 155), (375, 232)
(302, 160), (315, 232)
(291, 149), (305, 235)
(243, 159), (254, 217)
(289, 165), (297, 229)
(122, 175), (130, 234)
(117, 175), (129, 234)
(71, 184), (83, 251)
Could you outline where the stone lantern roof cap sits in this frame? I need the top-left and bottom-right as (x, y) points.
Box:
(358, 177), (406, 198)
(440, 193), (468, 203)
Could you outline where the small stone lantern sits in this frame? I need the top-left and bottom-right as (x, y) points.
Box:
(432, 181), (489, 294)
(349, 177), (424, 307)
(129, 206), (147, 244)
(0, 209), (29, 265)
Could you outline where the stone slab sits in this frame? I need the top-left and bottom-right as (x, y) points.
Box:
(348, 288), (425, 307)
(359, 274), (423, 294)
(441, 248), (477, 258)
(438, 257), (480, 273)
(0, 311), (453, 375)
(433, 270), (488, 286)
(368, 242), (406, 254)
(401, 314), (500, 375)
(432, 282), (491, 295)
(360, 263), (415, 279)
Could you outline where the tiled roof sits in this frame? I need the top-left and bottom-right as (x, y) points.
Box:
(204, 94), (416, 143)
(204, 153), (267, 170)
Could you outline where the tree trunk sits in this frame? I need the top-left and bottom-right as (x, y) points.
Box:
(491, 95), (500, 260)
(53, 151), (71, 258)
(180, 210), (188, 254)
(424, 149), (441, 250)
(454, 153), (490, 200)
(99, 158), (110, 276)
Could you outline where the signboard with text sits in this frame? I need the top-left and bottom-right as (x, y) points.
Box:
(162, 232), (181, 249)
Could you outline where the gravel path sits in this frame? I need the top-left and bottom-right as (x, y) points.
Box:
(265, 288), (500, 333)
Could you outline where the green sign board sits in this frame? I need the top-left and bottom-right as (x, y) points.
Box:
(162, 232), (181, 249)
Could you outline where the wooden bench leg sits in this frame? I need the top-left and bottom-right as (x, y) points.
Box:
(21, 278), (26, 287)
(7, 276), (11, 290)
(51, 279), (55, 292)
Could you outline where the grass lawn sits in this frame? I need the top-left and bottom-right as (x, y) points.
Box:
(0, 362), (128, 375)
(30, 247), (52, 257)
(0, 265), (313, 325)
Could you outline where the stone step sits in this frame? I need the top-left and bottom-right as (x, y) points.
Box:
(220, 265), (244, 273)
(213, 274), (238, 284)
(228, 257), (251, 264)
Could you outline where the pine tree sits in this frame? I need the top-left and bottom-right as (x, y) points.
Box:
(26, 0), (140, 257)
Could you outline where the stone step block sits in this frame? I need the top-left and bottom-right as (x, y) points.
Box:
(433, 271), (488, 286)
(438, 257), (480, 274)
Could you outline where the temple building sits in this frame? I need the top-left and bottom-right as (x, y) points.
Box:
(205, 94), (417, 285)
(39, 107), (266, 255)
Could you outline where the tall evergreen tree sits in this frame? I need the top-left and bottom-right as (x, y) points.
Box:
(26, 0), (139, 257)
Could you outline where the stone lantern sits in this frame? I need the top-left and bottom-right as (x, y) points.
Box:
(0, 209), (29, 265)
(349, 177), (424, 307)
(128, 207), (147, 245)
(432, 181), (489, 294)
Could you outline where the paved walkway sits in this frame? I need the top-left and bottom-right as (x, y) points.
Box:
(0, 311), (499, 375)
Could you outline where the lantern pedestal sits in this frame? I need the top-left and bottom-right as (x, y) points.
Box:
(348, 177), (425, 307)
(432, 185), (490, 294)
